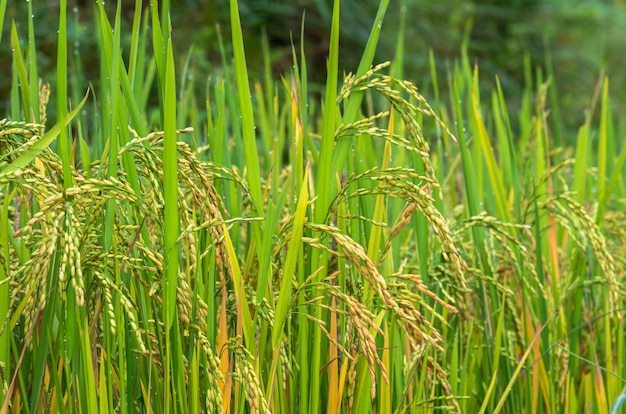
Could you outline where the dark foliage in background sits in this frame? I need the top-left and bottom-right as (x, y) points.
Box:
(2, 0), (626, 138)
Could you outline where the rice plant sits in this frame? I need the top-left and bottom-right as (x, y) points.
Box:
(0, 1), (625, 413)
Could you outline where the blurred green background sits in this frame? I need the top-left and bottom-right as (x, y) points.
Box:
(2, 0), (626, 139)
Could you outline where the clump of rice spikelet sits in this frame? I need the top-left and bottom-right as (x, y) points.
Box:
(604, 210), (626, 283)
(543, 194), (621, 314)
(64, 206), (85, 306)
(195, 332), (224, 413)
(328, 167), (466, 293)
(0, 120), (44, 156)
(123, 128), (235, 321)
(344, 348), (359, 411)
(185, 231), (197, 274)
(380, 202), (417, 261)
(18, 209), (63, 347)
(426, 357), (461, 413)
(450, 212), (535, 334)
(118, 126), (243, 410)
(58, 213), (70, 300)
(38, 83), (50, 133)
(403, 346), (459, 413)
(94, 271), (147, 352)
(555, 339), (570, 394)
(332, 63), (468, 300)
(322, 285), (384, 397)
(279, 338), (293, 390)
(227, 338), (270, 414)
(307, 221), (454, 353)
(337, 62), (455, 188)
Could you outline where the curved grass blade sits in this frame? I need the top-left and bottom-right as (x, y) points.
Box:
(0, 91), (89, 176)
(610, 394), (626, 414)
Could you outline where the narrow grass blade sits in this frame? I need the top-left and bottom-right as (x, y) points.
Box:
(367, 110), (393, 265)
(26, 0), (38, 123)
(602, 136), (626, 216)
(492, 319), (550, 414)
(573, 125), (590, 204)
(0, 0), (7, 45)
(229, 2), (269, 359)
(314, 0), (340, 225)
(128, 0), (144, 87)
(478, 296), (507, 414)
(470, 68), (509, 221)
(222, 225), (254, 347)
(0, 189), (11, 402)
(365, 110), (393, 305)
(163, 36), (179, 331)
(99, 351), (110, 413)
(596, 77), (618, 222)
(229, 0), (263, 215)
(57, 0), (72, 188)
(309, 1), (341, 411)
(494, 77), (521, 220)
(10, 21), (32, 121)
(596, 78), (609, 210)
(331, 0), (390, 183)
(379, 323), (391, 414)
(272, 167), (309, 348)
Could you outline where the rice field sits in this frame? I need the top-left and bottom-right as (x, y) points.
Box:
(1, 1), (625, 413)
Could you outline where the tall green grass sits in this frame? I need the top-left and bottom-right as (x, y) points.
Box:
(1, 1), (625, 413)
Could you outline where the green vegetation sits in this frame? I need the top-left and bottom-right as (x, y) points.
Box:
(1, 1), (625, 413)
